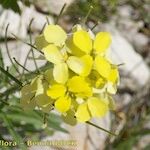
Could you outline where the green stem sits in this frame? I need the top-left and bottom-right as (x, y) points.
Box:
(22, 49), (31, 76)
(28, 19), (40, 73)
(46, 16), (50, 25)
(13, 57), (37, 75)
(11, 33), (44, 55)
(82, 5), (93, 25)
(117, 63), (125, 67)
(5, 24), (21, 75)
(55, 3), (67, 24)
(40, 22), (47, 34)
(86, 121), (117, 136)
(91, 21), (99, 31)
(0, 66), (23, 87)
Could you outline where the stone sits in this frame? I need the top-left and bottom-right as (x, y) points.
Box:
(35, 0), (74, 15)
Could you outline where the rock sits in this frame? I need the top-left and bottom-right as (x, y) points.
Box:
(0, 5), (53, 38)
(0, 41), (46, 71)
(29, 113), (110, 150)
(35, 0), (74, 15)
(113, 5), (149, 51)
(133, 135), (150, 150)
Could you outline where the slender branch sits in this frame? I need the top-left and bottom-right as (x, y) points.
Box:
(22, 49), (31, 76)
(5, 24), (21, 75)
(46, 16), (50, 25)
(0, 47), (4, 68)
(40, 22), (47, 34)
(0, 85), (18, 99)
(55, 3), (67, 24)
(91, 21), (99, 31)
(43, 113), (48, 128)
(117, 63), (125, 67)
(28, 19), (40, 73)
(13, 57), (37, 75)
(0, 99), (9, 105)
(86, 121), (117, 136)
(0, 66), (23, 87)
(11, 33), (44, 55)
(82, 5), (93, 25)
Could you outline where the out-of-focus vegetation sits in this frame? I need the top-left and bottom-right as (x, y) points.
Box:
(66, 0), (149, 24)
(66, 0), (118, 23)
(0, 62), (68, 150)
(106, 81), (150, 150)
(0, 25), (67, 150)
(0, 0), (32, 14)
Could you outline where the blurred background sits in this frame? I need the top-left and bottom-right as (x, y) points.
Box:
(0, 0), (149, 150)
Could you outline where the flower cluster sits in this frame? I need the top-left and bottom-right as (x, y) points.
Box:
(20, 24), (119, 125)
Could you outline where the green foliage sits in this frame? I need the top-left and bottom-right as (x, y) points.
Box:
(0, 113), (26, 149)
(105, 99), (150, 150)
(0, 48), (67, 149)
(0, 0), (21, 14)
(66, 0), (118, 23)
(0, 0), (32, 14)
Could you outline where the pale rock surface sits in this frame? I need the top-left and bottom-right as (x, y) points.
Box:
(114, 5), (149, 51)
(0, 5), (53, 38)
(29, 113), (110, 150)
(35, 0), (74, 15)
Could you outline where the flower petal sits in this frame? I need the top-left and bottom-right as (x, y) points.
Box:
(106, 82), (117, 94)
(88, 97), (108, 117)
(67, 55), (93, 76)
(107, 67), (119, 84)
(42, 44), (63, 64)
(75, 103), (90, 122)
(94, 56), (111, 78)
(44, 25), (67, 46)
(20, 84), (36, 109)
(20, 96), (36, 110)
(73, 30), (92, 54)
(35, 76), (44, 96)
(55, 96), (71, 113)
(94, 32), (111, 53)
(47, 84), (66, 99)
(35, 34), (49, 50)
(53, 63), (68, 84)
(67, 76), (92, 97)
(35, 94), (53, 107)
(61, 110), (77, 126)
(81, 55), (93, 76)
(67, 56), (84, 75)
(66, 37), (85, 57)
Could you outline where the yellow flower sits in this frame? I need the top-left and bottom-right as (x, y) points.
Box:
(93, 56), (119, 94)
(75, 97), (108, 122)
(47, 84), (71, 113)
(42, 44), (93, 84)
(67, 76), (93, 98)
(21, 23), (120, 126)
(66, 28), (111, 56)
(93, 32), (111, 54)
(47, 84), (66, 99)
(43, 25), (67, 46)
(35, 24), (67, 50)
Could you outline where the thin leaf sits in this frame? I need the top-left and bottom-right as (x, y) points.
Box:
(0, 66), (23, 87)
